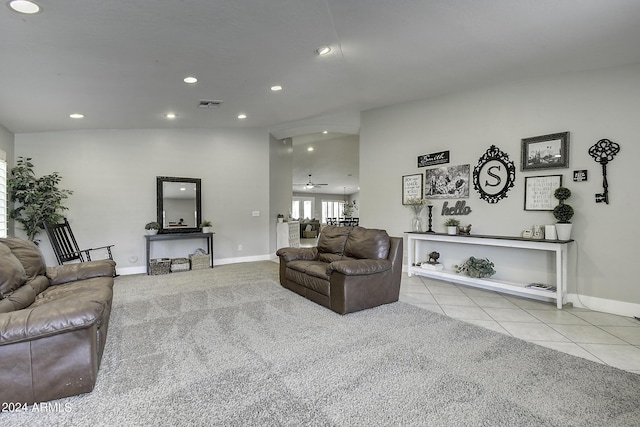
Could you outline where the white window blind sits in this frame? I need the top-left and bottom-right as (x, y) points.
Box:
(0, 155), (7, 238)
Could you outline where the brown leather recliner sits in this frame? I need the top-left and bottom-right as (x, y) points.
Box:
(276, 226), (403, 314)
(0, 237), (116, 405)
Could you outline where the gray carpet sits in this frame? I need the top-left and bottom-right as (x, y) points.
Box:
(3, 261), (640, 426)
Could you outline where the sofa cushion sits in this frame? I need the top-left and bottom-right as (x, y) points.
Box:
(285, 267), (330, 297)
(317, 226), (350, 255)
(0, 238), (47, 281)
(0, 282), (37, 313)
(344, 227), (390, 260)
(0, 243), (28, 299)
(318, 253), (343, 263)
(286, 260), (330, 280)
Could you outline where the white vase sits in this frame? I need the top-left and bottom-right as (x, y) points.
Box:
(202, 226), (212, 233)
(146, 229), (158, 236)
(447, 226), (457, 235)
(544, 225), (557, 240)
(555, 223), (573, 240)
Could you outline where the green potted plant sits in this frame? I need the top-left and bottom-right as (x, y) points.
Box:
(200, 220), (213, 233)
(8, 157), (73, 243)
(455, 256), (496, 278)
(277, 213), (285, 223)
(553, 187), (574, 240)
(145, 221), (161, 235)
(444, 218), (460, 235)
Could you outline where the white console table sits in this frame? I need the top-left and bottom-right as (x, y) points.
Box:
(406, 232), (573, 309)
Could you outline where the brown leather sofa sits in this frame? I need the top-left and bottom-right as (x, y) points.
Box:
(0, 237), (116, 405)
(276, 226), (402, 314)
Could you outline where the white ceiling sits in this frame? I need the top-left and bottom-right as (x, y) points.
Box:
(3, 0), (640, 193)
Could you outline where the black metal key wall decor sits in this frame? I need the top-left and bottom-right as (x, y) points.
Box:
(588, 138), (620, 204)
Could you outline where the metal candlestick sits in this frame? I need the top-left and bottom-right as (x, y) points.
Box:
(426, 204), (434, 233)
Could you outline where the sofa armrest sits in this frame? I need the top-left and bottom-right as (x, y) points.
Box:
(276, 247), (318, 262)
(0, 298), (105, 345)
(328, 259), (391, 276)
(46, 259), (116, 286)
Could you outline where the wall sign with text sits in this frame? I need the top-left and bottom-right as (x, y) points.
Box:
(472, 145), (516, 204)
(402, 174), (424, 204)
(524, 175), (562, 211)
(418, 150), (449, 168)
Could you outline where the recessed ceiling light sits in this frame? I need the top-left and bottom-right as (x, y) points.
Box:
(271, 85), (282, 92)
(307, 147), (314, 152)
(69, 113), (84, 119)
(322, 130), (328, 134)
(183, 76), (198, 84)
(314, 46), (331, 56)
(7, 0), (41, 14)
(237, 113), (247, 119)
(165, 112), (177, 119)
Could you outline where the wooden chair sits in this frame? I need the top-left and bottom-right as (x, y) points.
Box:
(42, 218), (114, 265)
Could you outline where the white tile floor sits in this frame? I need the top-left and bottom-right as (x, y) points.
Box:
(300, 237), (640, 374)
(400, 273), (640, 374)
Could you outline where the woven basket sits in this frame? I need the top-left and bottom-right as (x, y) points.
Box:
(149, 258), (171, 275)
(189, 254), (210, 270)
(170, 257), (190, 272)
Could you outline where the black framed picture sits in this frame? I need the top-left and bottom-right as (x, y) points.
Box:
(424, 164), (470, 199)
(402, 174), (423, 204)
(524, 175), (563, 211)
(521, 132), (569, 171)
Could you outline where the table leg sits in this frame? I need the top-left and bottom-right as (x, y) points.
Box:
(146, 237), (151, 275)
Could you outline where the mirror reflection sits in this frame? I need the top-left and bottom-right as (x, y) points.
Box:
(156, 177), (202, 233)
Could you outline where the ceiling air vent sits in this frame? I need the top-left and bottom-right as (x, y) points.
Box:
(198, 99), (223, 108)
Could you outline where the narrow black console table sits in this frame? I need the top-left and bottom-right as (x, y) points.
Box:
(145, 232), (214, 275)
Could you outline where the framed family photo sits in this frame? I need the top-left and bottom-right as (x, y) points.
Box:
(521, 132), (569, 171)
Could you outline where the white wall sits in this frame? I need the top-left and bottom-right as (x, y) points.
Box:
(0, 125), (14, 235)
(15, 128), (271, 273)
(269, 133), (293, 254)
(360, 64), (640, 314)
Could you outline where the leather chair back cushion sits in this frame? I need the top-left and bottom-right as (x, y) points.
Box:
(0, 238), (47, 281)
(344, 227), (390, 260)
(316, 226), (350, 255)
(0, 280), (38, 313)
(0, 243), (28, 299)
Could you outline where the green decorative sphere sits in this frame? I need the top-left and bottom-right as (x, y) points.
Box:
(554, 187), (571, 201)
(553, 204), (574, 223)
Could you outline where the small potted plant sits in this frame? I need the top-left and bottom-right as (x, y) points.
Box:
(200, 220), (213, 233)
(553, 187), (574, 240)
(277, 213), (285, 223)
(145, 221), (160, 235)
(444, 218), (460, 235)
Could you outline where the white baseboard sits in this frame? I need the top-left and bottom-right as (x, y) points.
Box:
(116, 254), (272, 276)
(214, 254), (272, 265)
(116, 266), (146, 276)
(567, 293), (640, 319)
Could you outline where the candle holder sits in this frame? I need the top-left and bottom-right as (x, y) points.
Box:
(426, 204), (434, 233)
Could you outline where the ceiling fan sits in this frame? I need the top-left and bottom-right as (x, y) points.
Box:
(294, 174), (328, 189)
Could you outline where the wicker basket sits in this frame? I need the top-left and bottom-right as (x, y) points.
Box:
(189, 254), (210, 270)
(170, 257), (190, 272)
(149, 258), (171, 275)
